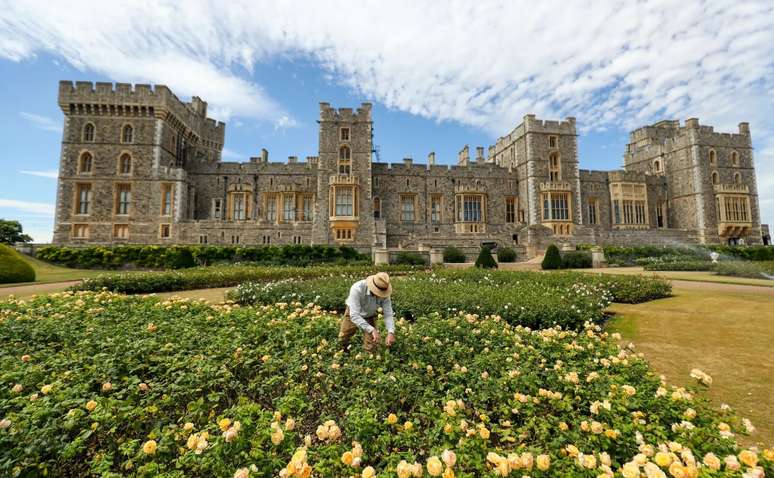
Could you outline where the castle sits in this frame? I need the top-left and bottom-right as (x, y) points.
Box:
(52, 81), (768, 259)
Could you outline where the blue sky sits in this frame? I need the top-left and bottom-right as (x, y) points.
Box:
(0, 1), (771, 242)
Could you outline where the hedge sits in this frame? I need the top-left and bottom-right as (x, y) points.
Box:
(714, 261), (774, 279)
(496, 247), (517, 262)
(474, 246), (497, 269)
(35, 245), (370, 270)
(71, 264), (426, 294)
(442, 246), (466, 263)
(561, 250), (592, 269)
(0, 244), (35, 283)
(393, 251), (426, 266)
(541, 244), (562, 270)
(592, 244), (774, 266)
(643, 260), (717, 272)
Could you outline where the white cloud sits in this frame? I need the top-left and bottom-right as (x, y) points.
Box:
(20, 112), (62, 133)
(0, 0), (772, 225)
(0, 199), (55, 216)
(19, 169), (58, 179)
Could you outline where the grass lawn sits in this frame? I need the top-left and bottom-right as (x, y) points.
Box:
(607, 283), (774, 447)
(0, 254), (104, 287)
(580, 266), (774, 287)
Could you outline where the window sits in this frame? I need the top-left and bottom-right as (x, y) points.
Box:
(731, 151), (739, 167)
(719, 196), (750, 222)
(262, 235), (271, 244)
(610, 182), (648, 227)
(657, 201), (667, 228)
(734, 172), (742, 185)
(293, 235), (303, 245)
(338, 145), (351, 175)
(431, 195), (443, 224)
(587, 198), (598, 225)
(456, 194), (484, 222)
(265, 194), (277, 221)
(232, 193), (246, 220)
(79, 152), (93, 174)
(75, 184), (92, 215)
(335, 229), (354, 241)
(373, 197), (381, 219)
(113, 224), (129, 239)
(542, 192), (570, 221)
(114, 184), (131, 215)
(712, 171), (719, 185)
(400, 194), (416, 222)
(335, 187), (354, 216)
(159, 224), (171, 239)
(506, 197), (516, 223)
(231, 235), (240, 244)
(297, 194), (313, 221)
(549, 152), (561, 181)
(283, 194), (295, 222)
(212, 198), (223, 219)
(161, 184), (174, 216)
(83, 123), (95, 142)
(199, 235), (208, 244)
(653, 159), (662, 173)
(709, 149), (716, 165)
(340, 127), (350, 141)
(72, 224), (89, 239)
(548, 135), (558, 148)
(122, 124), (133, 143)
(118, 153), (131, 175)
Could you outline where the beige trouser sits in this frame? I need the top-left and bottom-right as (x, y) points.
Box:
(339, 306), (377, 352)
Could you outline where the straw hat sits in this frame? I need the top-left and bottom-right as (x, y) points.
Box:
(366, 272), (392, 298)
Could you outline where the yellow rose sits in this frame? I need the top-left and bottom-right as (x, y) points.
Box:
(233, 468), (249, 478)
(270, 429), (284, 445)
(668, 462), (685, 478)
(590, 421), (604, 434)
(396, 460), (412, 478)
(537, 454), (550, 471)
(41, 384), (53, 395)
(427, 456), (443, 476)
(142, 440), (157, 455)
(85, 400), (97, 412)
(565, 444), (579, 458)
(442, 466), (454, 478)
(342, 451), (354, 466)
(219, 418), (232, 432)
(411, 462), (423, 477)
(101, 382), (112, 392)
(654, 452), (672, 468)
(183, 422), (194, 432)
(702, 453), (720, 470)
(582, 454), (596, 469)
(478, 426), (490, 439)
(443, 423), (453, 434)
(361, 466), (375, 478)
(21, 355), (31, 363)
(285, 418), (295, 431)
(11, 384), (22, 393)
(763, 449), (774, 461)
(621, 461), (640, 478)
(738, 450), (758, 468)
(442, 449), (457, 468)
(559, 422), (569, 431)
(387, 413), (398, 425)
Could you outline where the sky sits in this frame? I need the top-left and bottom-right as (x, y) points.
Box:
(0, 0), (772, 242)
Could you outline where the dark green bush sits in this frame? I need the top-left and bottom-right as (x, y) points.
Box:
(714, 261), (774, 279)
(442, 246), (466, 263)
(393, 251), (426, 265)
(0, 244), (35, 283)
(561, 251), (592, 269)
(496, 247), (517, 263)
(474, 246), (498, 269)
(35, 245), (370, 270)
(542, 244), (562, 270)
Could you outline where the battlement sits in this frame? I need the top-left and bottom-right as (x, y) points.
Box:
(628, 118), (750, 148)
(319, 102), (372, 122)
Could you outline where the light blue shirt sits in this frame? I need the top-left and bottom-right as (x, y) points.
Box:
(346, 279), (395, 334)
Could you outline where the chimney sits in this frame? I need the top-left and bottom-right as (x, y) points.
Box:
(458, 145), (469, 165)
(260, 148), (269, 163)
(403, 157), (413, 166)
(476, 146), (485, 163)
(428, 152), (436, 165)
(288, 156), (298, 164)
(685, 118), (700, 129)
(738, 122), (750, 135)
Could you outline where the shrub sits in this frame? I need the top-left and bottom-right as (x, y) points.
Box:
(0, 244), (35, 283)
(474, 246), (497, 269)
(496, 247), (517, 262)
(35, 244), (371, 270)
(393, 251), (426, 265)
(0, 292), (756, 476)
(561, 251), (592, 269)
(442, 246), (466, 263)
(714, 261), (774, 279)
(644, 260), (717, 271)
(541, 244), (562, 270)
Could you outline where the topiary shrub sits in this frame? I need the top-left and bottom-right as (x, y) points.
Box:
(0, 244), (35, 283)
(475, 246), (498, 269)
(497, 247), (517, 263)
(541, 244), (562, 270)
(394, 251), (426, 265)
(442, 246), (466, 263)
(561, 251), (592, 269)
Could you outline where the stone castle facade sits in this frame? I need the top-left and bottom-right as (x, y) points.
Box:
(52, 81), (766, 257)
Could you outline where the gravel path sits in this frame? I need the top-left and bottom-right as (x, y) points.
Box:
(0, 281), (80, 299)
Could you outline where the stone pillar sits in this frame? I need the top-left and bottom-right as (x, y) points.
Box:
(591, 246), (607, 268)
(373, 248), (389, 265)
(430, 248), (444, 265)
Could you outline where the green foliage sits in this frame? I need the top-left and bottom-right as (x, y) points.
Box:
(474, 246), (497, 269)
(72, 264), (424, 294)
(643, 261), (717, 272)
(496, 247), (517, 263)
(714, 261), (774, 279)
(541, 244), (562, 270)
(35, 244), (371, 270)
(602, 245), (774, 266)
(0, 290), (756, 476)
(442, 246), (466, 263)
(561, 251), (592, 269)
(393, 251), (426, 265)
(0, 219), (32, 245)
(0, 244), (36, 283)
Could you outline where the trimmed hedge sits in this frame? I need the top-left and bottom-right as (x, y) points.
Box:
(561, 251), (592, 269)
(541, 244), (562, 270)
(643, 260), (717, 272)
(474, 246), (497, 269)
(496, 247), (517, 262)
(442, 246), (466, 263)
(0, 244), (35, 283)
(393, 251), (426, 265)
(36, 245), (370, 270)
(714, 261), (774, 279)
(591, 244), (774, 266)
(71, 264), (425, 294)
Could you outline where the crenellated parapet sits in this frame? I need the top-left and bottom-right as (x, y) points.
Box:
(319, 102), (372, 123)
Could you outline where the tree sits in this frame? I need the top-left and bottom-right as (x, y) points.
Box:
(0, 219), (33, 245)
(542, 244), (563, 270)
(475, 245), (498, 269)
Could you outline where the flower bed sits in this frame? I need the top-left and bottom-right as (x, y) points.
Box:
(0, 292), (768, 476)
(71, 264), (425, 294)
(643, 261), (718, 272)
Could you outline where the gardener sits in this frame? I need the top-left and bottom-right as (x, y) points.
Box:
(339, 272), (395, 352)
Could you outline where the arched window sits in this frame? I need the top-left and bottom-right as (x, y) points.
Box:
(653, 159), (662, 173)
(711, 171), (719, 185)
(83, 123), (95, 142)
(731, 151), (739, 167)
(119, 153), (132, 175)
(549, 152), (561, 181)
(122, 124), (133, 143)
(734, 172), (742, 185)
(709, 149), (716, 165)
(78, 152), (93, 173)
